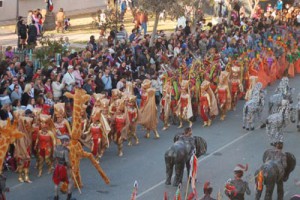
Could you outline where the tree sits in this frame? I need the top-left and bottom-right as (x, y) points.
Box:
(138, 0), (184, 47)
(247, 0), (260, 18)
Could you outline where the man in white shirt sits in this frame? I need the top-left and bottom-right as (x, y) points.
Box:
(62, 65), (76, 92)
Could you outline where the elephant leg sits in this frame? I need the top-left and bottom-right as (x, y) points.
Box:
(173, 162), (184, 187)
(165, 155), (173, 185)
(277, 181), (284, 200)
(264, 182), (275, 200)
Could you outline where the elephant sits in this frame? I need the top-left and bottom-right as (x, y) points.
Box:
(164, 135), (207, 186)
(255, 149), (296, 200)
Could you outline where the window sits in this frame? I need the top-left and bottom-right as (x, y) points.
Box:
(0, 1), (2, 7)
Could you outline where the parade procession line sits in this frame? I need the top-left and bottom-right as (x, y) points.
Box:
(136, 128), (255, 199)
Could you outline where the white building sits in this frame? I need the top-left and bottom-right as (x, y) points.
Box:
(0, 0), (107, 22)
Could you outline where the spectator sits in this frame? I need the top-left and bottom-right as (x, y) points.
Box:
(62, 65), (76, 92)
(87, 35), (98, 52)
(44, 78), (53, 95)
(10, 85), (22, 103)
(27, 20), (38, 48)
(0, 88), (11, 107)
(94, 71), (104, 93)
(9, 77), (23, 95)
(21, 83), (32, 106)
(82, 78), (94, 95)
(25, 60), (34, 81)
(102, 68), (112, 96)
(72, 65), (83, 87)
(5, 46), (14, 60)
(0, 104), (12, 120)
(140, 11), (148, 35)
(116, 76), (126, 90)
(25, 97), (35, 111)
(7, 62), (17, 77)
(52, 74), (64, 102)
(12, 99), (22, 111)
(34, 78), (45, 96)
(56, 8), (65, 33)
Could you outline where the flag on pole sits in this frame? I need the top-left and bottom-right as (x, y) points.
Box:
(187, 188), (198, 200)
(174, 184), (182, 200)
(189, 152), (198, 190)
(131, 180), (138, 200)
(164, 191), (168, 200)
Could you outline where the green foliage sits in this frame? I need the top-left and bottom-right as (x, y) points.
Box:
(34, 35), (67, 69)
(138, 0), (184, 18)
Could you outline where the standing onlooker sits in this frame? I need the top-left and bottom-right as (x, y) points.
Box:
(82, 78), (94, 95)
(44, 78), (53, 95)
(25, 61), (34, 81)
(72, 65), (83, 87)
(140, 11), (148, 35)
(56, 8), (65, 33)
(9, 77), (23, 95)
(94, 71), (104, 93)
(116, 76), (126, 90)
(27, 20), (38, 48)
(102, 68), (112, 96)
(18, 19), (27, 49)
(34, 78), (45, 96)
(62, 66), (76, 92)
(52, 74), (64, 102)
(120, 0), (127, 21)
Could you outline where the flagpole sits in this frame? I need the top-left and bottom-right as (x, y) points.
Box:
(184, 176), (191, 200)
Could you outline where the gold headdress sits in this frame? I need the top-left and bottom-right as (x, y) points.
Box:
(100, 99), (110, 110)
(141, 79), (151, 90)
(125, 81), (133, 95)
(201, 80), (210, 90)
(32, 108), (42, 117)
(54, 103), (66, 117)
(232, 66), (240, 73)
(94, 93), (106, 107)
(111, 89), (121, 100)
(180, 80), (189, 90)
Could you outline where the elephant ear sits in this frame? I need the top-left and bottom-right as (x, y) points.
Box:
(194, 136), (207, 158)
(283, 152), (296, 182)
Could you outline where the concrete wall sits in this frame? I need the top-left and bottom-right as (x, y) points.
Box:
(0, 0), (107, 22)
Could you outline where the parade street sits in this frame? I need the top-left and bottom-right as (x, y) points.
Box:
(6, 76), (300, 200)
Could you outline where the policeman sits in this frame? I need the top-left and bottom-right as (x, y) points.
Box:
(52, 135), (75, 200)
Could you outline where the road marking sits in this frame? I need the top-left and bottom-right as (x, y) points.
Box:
(10, 183), (23, 191)
(136, 131), (252, 199)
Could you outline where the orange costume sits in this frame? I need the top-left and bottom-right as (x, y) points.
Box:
(199, 80), (219, 126)
(32, 108), (42, 157)
(126, 95), (139, 146)
(216, 71), (231, 120)
(138, 79), (160, 139)
(53, 103), (71, 139)
(176, 80), (193, 128)
(35, 114), (56, 177)
(230, 66), (244, 110)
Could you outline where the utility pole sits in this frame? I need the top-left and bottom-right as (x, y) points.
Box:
(16, 0), (19, 20)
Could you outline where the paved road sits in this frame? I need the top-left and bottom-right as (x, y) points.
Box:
(5, 76), (300, 200)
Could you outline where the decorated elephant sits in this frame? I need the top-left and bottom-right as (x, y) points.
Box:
(164, 134), (207, 186)
(255, 147), (296, 200)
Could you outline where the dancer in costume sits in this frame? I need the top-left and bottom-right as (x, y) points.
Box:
(160, 81), (172, 130)
(245, 76), (258, 101)
(53, 103), (71, 137)
(138, 79), (160, 139)
(15, 116), (33, 183)
(230, 66), (243, 111)
(35, 114), (56, 177)
(216, 71), (231, 121)
(112, 99), (128, 156)
(199, 80), (218, 127)
(176, 80), (193, 128)
(126, 95), (139, 146)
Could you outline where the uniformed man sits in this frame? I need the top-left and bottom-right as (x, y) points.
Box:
(200, 181), (216, 200)
(52, 135), (75, 200)
(225, 164), (251, 200)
